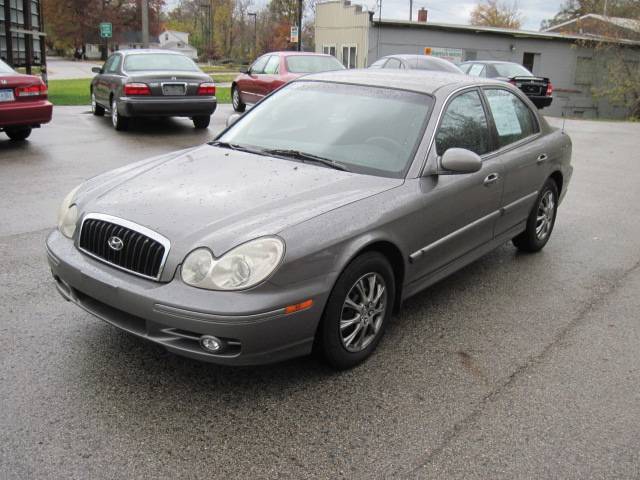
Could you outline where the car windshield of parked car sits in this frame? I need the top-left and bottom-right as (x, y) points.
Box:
(124, 54), (199, 72)
(493, 63), (533, 78)
(218, 81), (433, 178)
(412, 57), (462, 73)
(285, 55), (345, 73)
(0, 60), (14, 73)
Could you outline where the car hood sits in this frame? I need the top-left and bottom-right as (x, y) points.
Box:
(77, 145), (402, 277)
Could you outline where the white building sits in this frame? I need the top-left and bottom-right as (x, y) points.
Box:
(159, 30), (198, 60)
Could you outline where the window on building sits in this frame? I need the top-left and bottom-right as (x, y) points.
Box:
(484, 89), (539, 148)
(575, 56), (594, 85)
(522, 52), (536, 72)
(322, 45), (336, 57)
(464, 50), (477, 61)
(436, 90), (491, 156)
(342, 45), (357, 69)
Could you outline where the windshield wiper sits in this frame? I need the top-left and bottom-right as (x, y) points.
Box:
(263, 149), (349, 172)
(209, 141), (267, 156)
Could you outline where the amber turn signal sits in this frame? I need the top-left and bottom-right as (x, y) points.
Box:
(285, 299), (313, 314)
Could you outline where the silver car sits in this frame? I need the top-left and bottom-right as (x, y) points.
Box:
(47, 70), (573, 369)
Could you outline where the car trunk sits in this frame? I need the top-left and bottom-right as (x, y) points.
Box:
(127, 71), (211, 97)
(0, 73), (45, 103)
(510, 76), (549, 97)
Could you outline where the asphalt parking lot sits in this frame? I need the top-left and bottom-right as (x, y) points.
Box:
(2, 106), (640, 479)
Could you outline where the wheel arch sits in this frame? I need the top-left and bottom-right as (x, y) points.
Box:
(549, 170), (563, 196)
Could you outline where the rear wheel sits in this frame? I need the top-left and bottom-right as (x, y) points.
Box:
(318, 252), (395, 369)
(111, 98), (129, 131)
(91, 91), (104, 116)
(513, 178), (559, 252)
(5, 127), (32, 141)
(232, 85), (246, 113)
(193, 116), (210, 129)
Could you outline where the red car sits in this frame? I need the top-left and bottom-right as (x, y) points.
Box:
(0, 59), (52, 141)
(231, 52), (345, 112)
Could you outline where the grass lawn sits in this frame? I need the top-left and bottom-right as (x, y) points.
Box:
(47, 79), (231, 106)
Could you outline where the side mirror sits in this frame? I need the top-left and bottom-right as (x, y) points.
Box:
(242, 68), (250, 75)
(440, 148), (482, 174)
(226, 113), (242, 128)
(91, 67), (102, 74)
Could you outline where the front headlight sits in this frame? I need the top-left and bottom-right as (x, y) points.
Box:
(57, 185), (81, 238)
(181, 237), (285, 291)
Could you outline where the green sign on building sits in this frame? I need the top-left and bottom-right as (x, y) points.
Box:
(100, 22), (112, 38)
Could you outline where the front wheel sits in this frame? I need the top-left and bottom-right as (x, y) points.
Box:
(513, 178), (559, 252)
(5, 127), (32, 141)
(318, 252), (395, 369)
(231, 86), (246, 113)
(193, 116), (210, 129)
(111, 98), (129, 131)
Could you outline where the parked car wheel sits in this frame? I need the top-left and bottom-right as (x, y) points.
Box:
(111, 98), (129, 131)
(318, 252), (395, 369)
(232, 85), (246, 113)
(91, 92), (104, 116)
(5, 127), (32, 141)
(513, 178), (559, 252)
(193, 116), (211, 129)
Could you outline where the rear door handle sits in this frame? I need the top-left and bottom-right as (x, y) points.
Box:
(537, 153), (549, 164)
(483, 172), (500, 186)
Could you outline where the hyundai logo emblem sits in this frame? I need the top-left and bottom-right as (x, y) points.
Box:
(108, 236), (124, 251)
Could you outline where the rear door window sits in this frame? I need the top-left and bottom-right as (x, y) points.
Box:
(484, 88), (539, 147)
(435, 90), (491, 156)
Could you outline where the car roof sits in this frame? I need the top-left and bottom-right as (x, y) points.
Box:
(461, 60), (516, 65)
(268, 51), (335, 57)
(300, 69), (501, 95)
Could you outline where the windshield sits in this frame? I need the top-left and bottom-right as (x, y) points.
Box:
(124, 53), (199, 72)
(0, 59), (14, 74)
(217, 81), (433, 178)
(493, 63), (533, 78)
(285, 55), (345, 73)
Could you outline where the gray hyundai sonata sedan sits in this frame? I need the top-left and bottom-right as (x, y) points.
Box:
(47, 70), (573, 369)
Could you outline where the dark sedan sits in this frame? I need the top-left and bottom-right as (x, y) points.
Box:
(90, 50), (217, 131)
(459, 61), (553, 109)
(369, 54), (463, 73)
(0, 59), (52, 141)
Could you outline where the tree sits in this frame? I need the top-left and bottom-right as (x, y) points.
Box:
(469, 0), (523, 29)
(541, 0), (640, 29)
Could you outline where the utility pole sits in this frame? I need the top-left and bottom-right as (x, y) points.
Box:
(248, 12), (257, 58)
(141, 0), (149, 48)
(409, 0), (413, 21)
(297, 0), (303, 51)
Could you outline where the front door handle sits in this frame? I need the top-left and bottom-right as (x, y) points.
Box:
(483, 172), (500, 186)
(537, 153), (549, 164)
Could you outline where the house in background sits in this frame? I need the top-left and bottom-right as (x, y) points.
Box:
(543, 14), (640, 41)
(159, 30), (198, 59)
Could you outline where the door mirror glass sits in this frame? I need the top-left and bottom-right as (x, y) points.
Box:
(226, 113), (242, 128)
(91, 67), (102, 74)
(440, 148), (482, 174)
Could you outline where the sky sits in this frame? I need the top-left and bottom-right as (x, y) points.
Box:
(164, 0), (565, 31)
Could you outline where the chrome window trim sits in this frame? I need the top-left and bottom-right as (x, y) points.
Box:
(77, 213), (171, 282)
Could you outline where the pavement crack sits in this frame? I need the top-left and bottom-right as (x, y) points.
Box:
(395, 256), (640, 479)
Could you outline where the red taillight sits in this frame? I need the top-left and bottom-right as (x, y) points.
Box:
(197, 82), (216, 96)
(123, 83), (151, 96)
(15, 82), (47, 98)
(546, 82), (553, 96)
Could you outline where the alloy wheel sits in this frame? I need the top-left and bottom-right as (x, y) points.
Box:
(111, 99), (118, 128)
(536, 190), (555, 241)
(91, 92), (96, 113)
(232, 88), (240, 109)
(339, 272), (387, 353)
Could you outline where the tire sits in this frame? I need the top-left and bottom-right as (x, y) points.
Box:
(193, 116), (211, 129)
(5, 127), (32, 141)
(91, 91), (105, 116)
(111, 97), (129, 131)
(231, 85), (246, 113)
(513, 178), (559, 252)
(318, 252), (395, 369)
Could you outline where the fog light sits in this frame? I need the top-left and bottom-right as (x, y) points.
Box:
(200, 335), (222, 353)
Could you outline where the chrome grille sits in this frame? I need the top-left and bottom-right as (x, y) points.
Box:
(78, 214), (169, 280)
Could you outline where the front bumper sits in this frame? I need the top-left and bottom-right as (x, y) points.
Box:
(46, 230), (331, 366)
(118, 96), (217, 118)
(0, 99), (52, 128)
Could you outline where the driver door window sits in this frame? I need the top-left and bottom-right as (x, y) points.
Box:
(250, 55), (269, 75)
(263, 55), (280, 75)
(435, 90), (492, 156)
